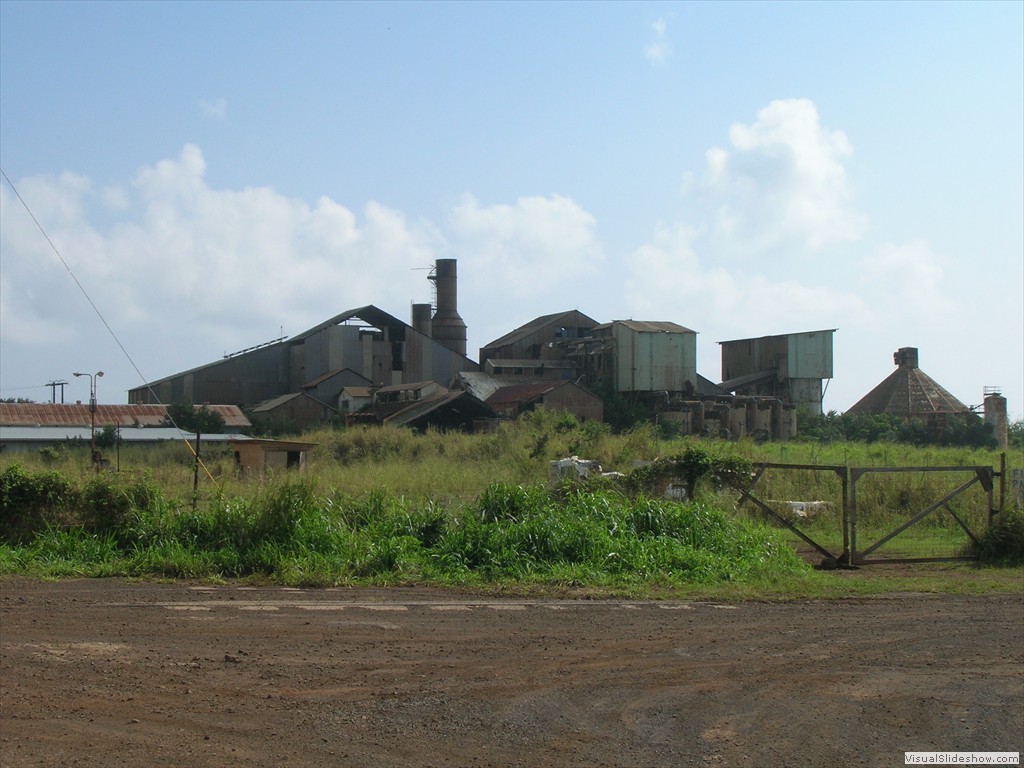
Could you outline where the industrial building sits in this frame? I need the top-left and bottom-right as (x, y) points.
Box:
(846, 347), (968, 424)
(718, 329), (836, 414)
(479, 310), (599, 370)
(478, 315), (814, 439)
(129, 260), (478, 424)
(845, 347), (1009, 446)
(844, 346), (1009, 447)
(111, 258), (1012, 443)
(0, 402), (251, 455)
(485, 380), (604, 423)
(346, 381), (499, 432)
(118, 259), (843, 439)
(568, 320), (700, 394)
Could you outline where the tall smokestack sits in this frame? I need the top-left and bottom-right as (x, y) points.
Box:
(428, 258), (467, 357)
(411, 303), (432, 338)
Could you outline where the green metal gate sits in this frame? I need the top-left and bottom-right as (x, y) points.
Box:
(733, 462), (849, 566)
(849, 465), (996, 564)
(732, 457), (1005, 566)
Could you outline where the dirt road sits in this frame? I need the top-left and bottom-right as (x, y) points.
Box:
(1, 578), (1021, 767)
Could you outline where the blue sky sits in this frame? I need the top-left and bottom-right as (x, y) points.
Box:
(1, 1), (1021, 419)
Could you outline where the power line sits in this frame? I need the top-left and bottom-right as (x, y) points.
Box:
(0, 167), (157, 402)
(0, 167), (217, 483)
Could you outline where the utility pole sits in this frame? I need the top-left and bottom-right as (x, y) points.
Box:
(72, 370), (104, 464)
(47, 380), (68, 404)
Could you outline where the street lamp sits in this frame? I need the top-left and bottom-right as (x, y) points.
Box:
(73, 370), (104, 463)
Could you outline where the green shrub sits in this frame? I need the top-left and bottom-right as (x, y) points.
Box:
(38, 445), (68, 464)
(621, 445), (753, 500)
(79, 474), (160, 537)
(0, 464), (76, 543)
(974, 507), (1024, 564)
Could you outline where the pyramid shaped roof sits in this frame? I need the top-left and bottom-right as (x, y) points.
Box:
(846, 348), (968, 417)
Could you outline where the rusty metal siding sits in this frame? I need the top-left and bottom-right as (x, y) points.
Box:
(540, 384), (604, 422)
(480, 310), (599, 362)
(130, 302), (479, 410)
(0, 403), (250, 428)
(721, 330), (835, 382)
(787, 330), (833, 379)
(404, 327), (433, 383)
(722, 337), (763, 380)
(788, 378), (823, 411)
(613, 321), (696, 392)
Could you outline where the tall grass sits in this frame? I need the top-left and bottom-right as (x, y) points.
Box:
(6, 414), (1014, 503)
(0, 462), (808, 586)
(1, 411), (1019, 585)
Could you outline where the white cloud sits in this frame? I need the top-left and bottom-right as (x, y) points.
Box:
(199, 97), (227, 120)
(0, 113), (987, 413)
(692, 99), (866, 256)
(0, 276), (77, 346)
(859, 240), (950, 322)
(625, 99), (873, 337)
(618, 99), (980, 409)
(0, 145), (441, 364)
(624, 220), (868, 338)
(450, 193), (603, 299)
(625, 222), (736, 320)
(643, 18), (671, 65)
(0, 147), (612, 393)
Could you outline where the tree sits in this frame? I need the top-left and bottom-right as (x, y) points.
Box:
(95, 425), (120, 450)
(1009, 419), (1023, 450)
(164, 402), (225, 435)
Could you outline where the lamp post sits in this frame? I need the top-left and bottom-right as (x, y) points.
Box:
(73, 370), (104, 463)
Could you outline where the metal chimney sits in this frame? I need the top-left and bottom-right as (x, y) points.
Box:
(893, 347), (919, 368)
(428, 259), (467, 357)
(411, 303), (432, 338)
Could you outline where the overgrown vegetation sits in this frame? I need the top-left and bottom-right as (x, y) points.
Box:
(973, 506), (1024, 565)
(797, 410), (1001, 448)
(1, 409), (1020, 592)
(0, 465), (807, 586)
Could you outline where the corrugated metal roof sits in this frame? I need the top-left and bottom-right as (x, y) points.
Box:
(290, 305), (408, 343)
(452, 372), (503, 402)
(717, 328), (838, 345)
(340, 387), (373, 398)
(486, 381), (566, 406)
(137, 306), (424, 391)
(846, 364), (968, 417)
(248, 393), (303, 412)
(615, 319), (697, 334)
(486, 359), (576, 369)
(302, 368), (366, 388)
(376, 380), (441, 394)
(231, 438), (318, 450)
(0, 426), (248, 444)
(383, 391), (463, 424)
(0, 403), (250, 428)
(482, 310), (599, 349)
(384, 391), (497, 428)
